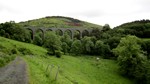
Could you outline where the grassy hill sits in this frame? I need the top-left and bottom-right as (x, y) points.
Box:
(113, 19), (150, 38)
(114, 19), (150, 29)
(0, 36), (133, 84)
(19, 16), (102, 29)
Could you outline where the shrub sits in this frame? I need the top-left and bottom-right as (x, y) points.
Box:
(11, 48), (18, 54)
(47, 50), (54, 55)
(95, 40), (111, 58)
(3, 56), (10, 63)
(70, 39), (82, 55)
(113, 35), (148, 83)
(0, 44), (5, 49)
(141, 40), (150, 59)
(18, 48), (33, 55)
(0, 57), (5, 67)
(55, 50), (62, 58)
(0, 52), (16, 67)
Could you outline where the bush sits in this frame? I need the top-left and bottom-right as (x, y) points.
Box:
(11, 48), (18, 54)
(18, 48), (33, 55)
(47, 50), (54, 55)
(95, 40), (111, 58)
(3, 56), (11, 63)
(113, 35), (148, 83)
(55, 50), (62, 58)
(141, 40), (150, 59)
(0, 52), (16, 67)
(0, 44), (5, 49)
(0, 57), (5, 67)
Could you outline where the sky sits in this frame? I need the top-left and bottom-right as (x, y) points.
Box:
(0, 0), (150, 28)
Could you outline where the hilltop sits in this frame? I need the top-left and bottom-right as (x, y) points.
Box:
(19, 16), (102, 29)
(110, 19), (150, 38)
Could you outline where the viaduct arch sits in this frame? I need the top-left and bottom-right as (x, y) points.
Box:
(26, 27), (93, 40)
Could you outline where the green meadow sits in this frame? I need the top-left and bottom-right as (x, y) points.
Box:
(0, 36), (133, 84)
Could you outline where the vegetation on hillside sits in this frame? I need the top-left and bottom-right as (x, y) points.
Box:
(113, 35), (150, 84)
(114, 19), (150, 38)
(0, 36), (133, 84)
(0, 21), (31, 42)
(19, 16), (102, 29)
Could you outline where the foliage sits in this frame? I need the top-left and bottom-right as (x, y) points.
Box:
(44, 32), (61, 55)
(105, 36), (121, 50)
(61, 33), (72, 54)
(141, 39), (150, 59)
(0, 21), (31, 42)
(95, 40), (111, 58)
(102, 24), (111, 32)
(55, 50), (62, 58)
(90, 28), (102, 39)
(0, 52), (16, 67)
(70, 39), (82, 55)
(18, 48), (33, 55)
(113, 35), (149, 83)
(81, 36), (94, 54)
(33, 34), (43, 46)
(114, 19), (150, 38)
(61, 42), (69, 55)
(11, 48), (18, 54)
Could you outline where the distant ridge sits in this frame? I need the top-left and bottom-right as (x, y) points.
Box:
(19, 16), (102, 29)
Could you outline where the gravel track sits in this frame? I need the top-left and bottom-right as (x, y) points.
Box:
(0, 57), (28, 84)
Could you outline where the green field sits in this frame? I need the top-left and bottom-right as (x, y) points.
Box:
(24, 55), (133, 84)
(0, 37), (133, 84)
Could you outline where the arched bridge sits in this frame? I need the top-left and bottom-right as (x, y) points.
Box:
(26, 27), (93, 40)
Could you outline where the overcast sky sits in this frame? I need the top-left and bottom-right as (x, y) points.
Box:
(0, 0), (150, 27)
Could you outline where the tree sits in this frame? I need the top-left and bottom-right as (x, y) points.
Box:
(61, 33), (72, 47)
(0, 29), (5, 36)
(95, 40), (111, 58)
(44, 32), (61, 55)
(33, 34), (43, 46)
(0, 21), (32, 42)
(105, 36), (121, 50)
(141, 40), (150, 59)
(113, 35), (148, 83)
(91, 28), (102, 39)
(70, 39), (82, 55)
(61, 42), (69, 55)
(81, 36), (94, 54)
(61, 33), (72, 53)
(102, 24), (111, 32)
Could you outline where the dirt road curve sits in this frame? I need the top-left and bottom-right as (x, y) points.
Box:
(0, 57), (28, 84)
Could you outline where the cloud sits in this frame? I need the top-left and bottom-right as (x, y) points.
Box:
(0, 0), (150, 27)
(138, 0), (150, 12)
(0, 4), (8, 11)
(67, 10), (105, 18)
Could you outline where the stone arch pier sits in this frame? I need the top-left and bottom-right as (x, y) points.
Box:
(26, 27), (93, 40)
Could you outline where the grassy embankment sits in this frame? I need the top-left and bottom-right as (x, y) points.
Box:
(0, 36), (133, 84)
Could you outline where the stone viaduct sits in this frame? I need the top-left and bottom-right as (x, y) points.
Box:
(26, 27), (93, 40)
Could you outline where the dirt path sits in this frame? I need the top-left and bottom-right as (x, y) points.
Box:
(0, 57), (28, 84)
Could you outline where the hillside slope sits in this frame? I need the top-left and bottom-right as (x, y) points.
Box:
(19, 16), (102, 29)
(113, 19), (150, 38)
(0, 36), (47, 56)
(0, 37), (133, 84)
